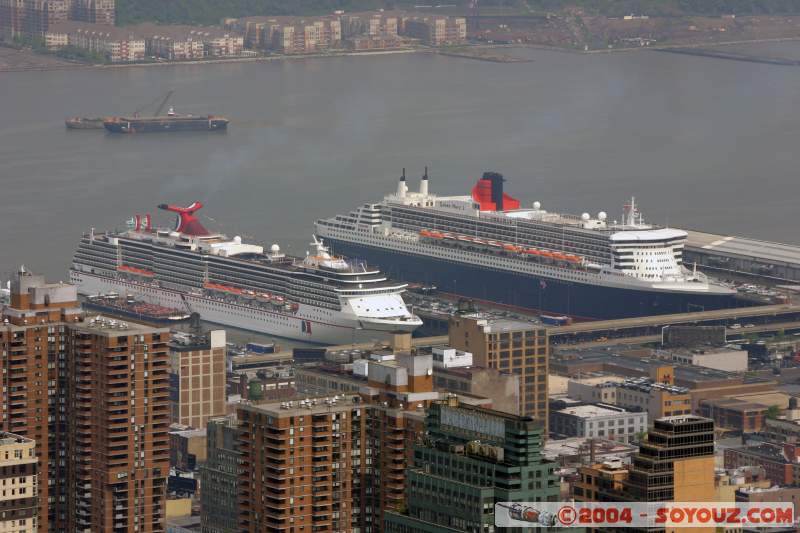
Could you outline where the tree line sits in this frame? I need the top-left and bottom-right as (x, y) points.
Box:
(115, 0), (800, 26)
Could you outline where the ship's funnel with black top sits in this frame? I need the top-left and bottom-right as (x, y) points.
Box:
(484, 172), (505, 211)
(470, 172), (521, 212)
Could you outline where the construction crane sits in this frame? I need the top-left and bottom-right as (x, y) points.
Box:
(131, 89), (174, 117)
(154, 89), (174, 117)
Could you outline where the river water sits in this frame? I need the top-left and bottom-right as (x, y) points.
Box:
(2, 44), (800, 284)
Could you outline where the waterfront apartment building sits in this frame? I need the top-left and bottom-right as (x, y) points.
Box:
(200, 415), (241, 533)
(0, 267), (82, 532)
(70, 0), (113, 25)
(268, 17), (342, 54)
(169, 330), (226, 428)
(0, 433), (38, 532)
(402, 15), (466, 45)
(67, 316), (171, 533)
(384, 397), (561, 532)
(0, 0), (112, 41)
(340, 12), (399, 38)
(449, 315), (549, 428)
(45, 21), (145, 61)
(0, 0), (69, 40)
(550, 404), (647, 443)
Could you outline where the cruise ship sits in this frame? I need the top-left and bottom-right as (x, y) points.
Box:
(69, 203), (422, 345)
(315, 170), (741, 319)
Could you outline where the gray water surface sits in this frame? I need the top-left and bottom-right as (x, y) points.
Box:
(2, 45), (799, 281)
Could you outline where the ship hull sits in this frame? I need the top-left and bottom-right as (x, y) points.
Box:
(70, 271), (411, 345)
(104, 118), (228, 134)
(324, 239), (747, 320)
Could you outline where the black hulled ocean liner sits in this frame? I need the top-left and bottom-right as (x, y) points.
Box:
(315, 170), (741, 319)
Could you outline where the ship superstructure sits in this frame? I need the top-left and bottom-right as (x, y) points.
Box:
(70, 203), (421, 344)
(315, 170), (739, 319)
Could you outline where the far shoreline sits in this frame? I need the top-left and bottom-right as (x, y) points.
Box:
(4, 36), (800, 73)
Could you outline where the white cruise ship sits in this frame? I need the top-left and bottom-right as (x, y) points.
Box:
(69, 202), (421, 345)
(315, 170), (741, 319)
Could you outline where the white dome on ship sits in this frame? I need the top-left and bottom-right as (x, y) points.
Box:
(581, 212), (590, 221)
(533, 201), (541, 210)
(271, 244), (280, 253)
(233, 235), (242, 244)
(598, 211), (607, 221)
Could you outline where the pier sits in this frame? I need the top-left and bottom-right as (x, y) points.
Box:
(684, 231), (800, 283)
(437, 48), (533, 63)
(655, 47), (800, 66)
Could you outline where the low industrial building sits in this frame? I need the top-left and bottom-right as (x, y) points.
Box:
(550, 404), (646, 443)
(700, 397), (772, 433)
(665, 346), (748, 372)
(725, 443), (800, 486)
(567, 372), (693, 421)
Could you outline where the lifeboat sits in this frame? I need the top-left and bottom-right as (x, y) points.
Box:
(204, 282), (243, 295)
(118, 265), (155, 277)
(503, 244), (521, 253)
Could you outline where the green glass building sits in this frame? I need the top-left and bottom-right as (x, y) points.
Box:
(385, 397), (578, 533)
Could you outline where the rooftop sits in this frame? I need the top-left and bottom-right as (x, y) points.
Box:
(556, 404), (631, 418)
(48, 21), (144, 41)
(727, 443), (791, 463)
(0, 432), (34, 446)
(556, 349), (760, 386)
(72, 315), (168, 336)
(543, 437), (637, 461)
(462, 313), (541, 332)
(241, 394), (364, 417)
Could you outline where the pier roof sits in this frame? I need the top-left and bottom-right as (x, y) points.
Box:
(686, 230), (800, 266)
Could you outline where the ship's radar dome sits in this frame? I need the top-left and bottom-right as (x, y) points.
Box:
(581, 213), (590, 221)
(598, 211), (607, 221)
(234, 235), (242, 244)
(271, 244), (281, 253)
(533, 201), (541, 210)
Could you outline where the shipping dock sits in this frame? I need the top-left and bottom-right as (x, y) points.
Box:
(684, 230), (800, 284)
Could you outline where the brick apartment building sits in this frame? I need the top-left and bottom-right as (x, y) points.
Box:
(0, 267), (169, 532)
(448, 315), (549, 429)
(169, 330), (226, 428)
(67, 317), (171, 532)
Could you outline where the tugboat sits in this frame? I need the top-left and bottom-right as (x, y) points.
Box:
(65, 117), (105, 129)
